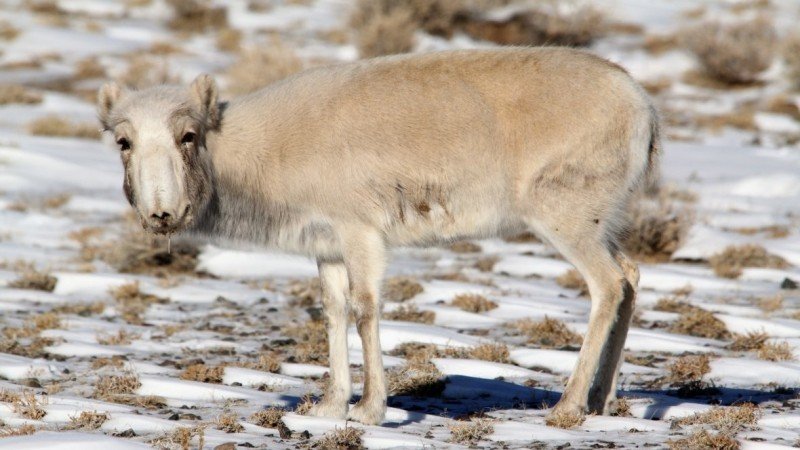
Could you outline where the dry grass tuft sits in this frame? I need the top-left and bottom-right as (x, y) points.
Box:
(241, 353), (282, 373)
(450, 293), (497, 313)
(757, 341), (795, 362)
(0, 20), (20, 40)
(216, 27), (242, 52)
(784, 32), (800, 89)
(669, 308), (730, 340)
(216, 411), (244, 433)
(9, 268), (57, 292)
(0, 423), (36, 437)
(28, 115), (100, 140)
(383, 304), (435, 324)
(757, 294), (783, 314)
(167, 0), (227, 33)
(512, 317), (582, 348)
(449, 240), (482, 253)
(685, 17), (776, 85)
(285, 319), (328, 364)
(709, 244), (789, 279)
(448, 418), (494, 444)
(316, 425), (366, 450)
(97, 329), (139, 346)
(224, 43), (303, 95)
(675, 403), (760, 432)
(545, 408), (585, 428)
(286, 277), (320, 307)
(12, 391), (47, 420)
(100, 219), (199, 277)
(93, 374), (141, 401)
(625, 193), (693, 262)
(354, 5), (415, 58)
(118, 55), (178, 89)
(729, 331), (769, 352)
(387, 360), (446, 397)
(149, 426), (206, 450)
(464, 3), (604, 48)
(0, 85), (42, 105)
(294, 394), (315, 415)
(249, 406), (285, 428)
(556, 269), (588, 296)
(461, 342), (510, 363)
(474, 256), (499, 272)
(180, 364), (224, 384)
(383, 276), (424, 302)
(67, 411), (110, 430)
(665, 354), (711, 386)
(667, 429), (739, 450)
(111, 282), (169, 325)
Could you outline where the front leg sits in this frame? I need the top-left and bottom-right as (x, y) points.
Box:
(340, 226), (387, 425)
(308, 260), (351, 419)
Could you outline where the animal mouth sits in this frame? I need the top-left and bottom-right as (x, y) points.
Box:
(144, 204), (192, 235)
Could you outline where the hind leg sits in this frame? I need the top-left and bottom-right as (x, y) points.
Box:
(527, 218), (635, 417)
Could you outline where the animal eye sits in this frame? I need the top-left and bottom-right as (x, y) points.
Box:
(181, 132), (195, 145)
(117, 138), (131, 151)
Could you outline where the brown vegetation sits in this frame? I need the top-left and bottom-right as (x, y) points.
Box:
(545, 407), (584, 428)
(449, 240), (482, 253)
(167, 0), (227, 32)
(249, 407), (285, 428)
(784, 32), (800, 89)
(383, 276), (424, 302)
(316, 425), (365, 450)
(180, 364), (224, 383)
(382, 304), (435, 324)
(224, 43), (303, 95)
(387, 360), (446, 397)
(12, 390), (47, 420)
(665, 354), (711, 386)
(0, 85), (42, 105)
(216, 411), (244, 433)
(285, 319), (328, 364)
(450, 293), (497, 313)
(685, 17), (776, 85)
(512, 317), (582, 348)
(669, 308), (730, 340)
(448, 418), (494, 444)
(556, 269), (588, 296)
(28, 115), (100, 140)
(110, 282), (169, 325)
(624, 192), (693, 262)
(8, 268), (57, 292)
(67, 411), (109, 430)
(709, 244), (789, 279)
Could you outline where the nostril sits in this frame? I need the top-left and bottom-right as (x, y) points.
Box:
(151, 211), (171, 221)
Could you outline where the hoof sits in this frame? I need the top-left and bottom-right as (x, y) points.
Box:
(308, 399), (348, 420)
(346, 399), (386, 425)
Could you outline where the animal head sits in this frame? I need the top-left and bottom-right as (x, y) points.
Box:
(97, 74), (218, 235)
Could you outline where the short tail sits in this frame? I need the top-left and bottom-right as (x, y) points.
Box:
(643, 104), (661, 195)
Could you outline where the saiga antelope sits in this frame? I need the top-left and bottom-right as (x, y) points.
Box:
(98, 47), (659, 426)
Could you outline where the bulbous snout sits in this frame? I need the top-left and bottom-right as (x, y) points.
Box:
(143, 203), (191, 234)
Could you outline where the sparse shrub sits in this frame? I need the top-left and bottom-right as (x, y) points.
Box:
(0, 20), (20, 40)
(757, 341), (795, 361)
(180, 364), (224, 383)
(28, 115), (100, 140)
(669, 308), (730, 340)
(728, 331), (768, 351)
(556, 269), (588, 296)
(449, 240), (482, 253)
(316, 425), (365, 450)
(624, 193), (692, 262)
(450, 293), (497, 313)
(93, 374), (141, 400)
(97, 329), (138, 346)
(216, 411), (244, 433)
(512, 317), (582, 348)
(474, 256), (499, 272)
(224, 44), (303, 95)
(463, 2), (604, 47)
(249, 406), (285, 428)
(167, 0), (227, 32)
(545, 407), (584, 428)
(383, 304), (435, 324)
(685, 17), (776, 85)
(216, 27), (242, 52)
(448, 418), (494, 444)
(67, 411), (109, 430)
(149, 426), (206, 450)
(383, 276), (423, 302)
(665, 354), (710, 386)
(118, 55), (178, 89)
(111, 282), (169, 325)
(667, 429), (739, 450)
(0, 423), (36, 437)
(709, 244), (788, 279)
(8, 268), (57, 292)
(285, 319), (328, 364)
(784, 32), (800, 89)
(387, 360), (446, 397)
(674, 403), (760, 433)
(0, 85), (42, 105)
(461, 342), (509, 363)
(12, 391), (47, 420)
(286, 277), (320, 307)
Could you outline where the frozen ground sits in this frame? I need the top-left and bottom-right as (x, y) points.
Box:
(1, 0), (800, 449)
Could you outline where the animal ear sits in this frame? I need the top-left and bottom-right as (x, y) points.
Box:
(190, 73), (219, 129)
(97, 82), (123, 129)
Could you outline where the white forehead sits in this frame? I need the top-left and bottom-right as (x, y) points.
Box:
(110, 86), (194, 136)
